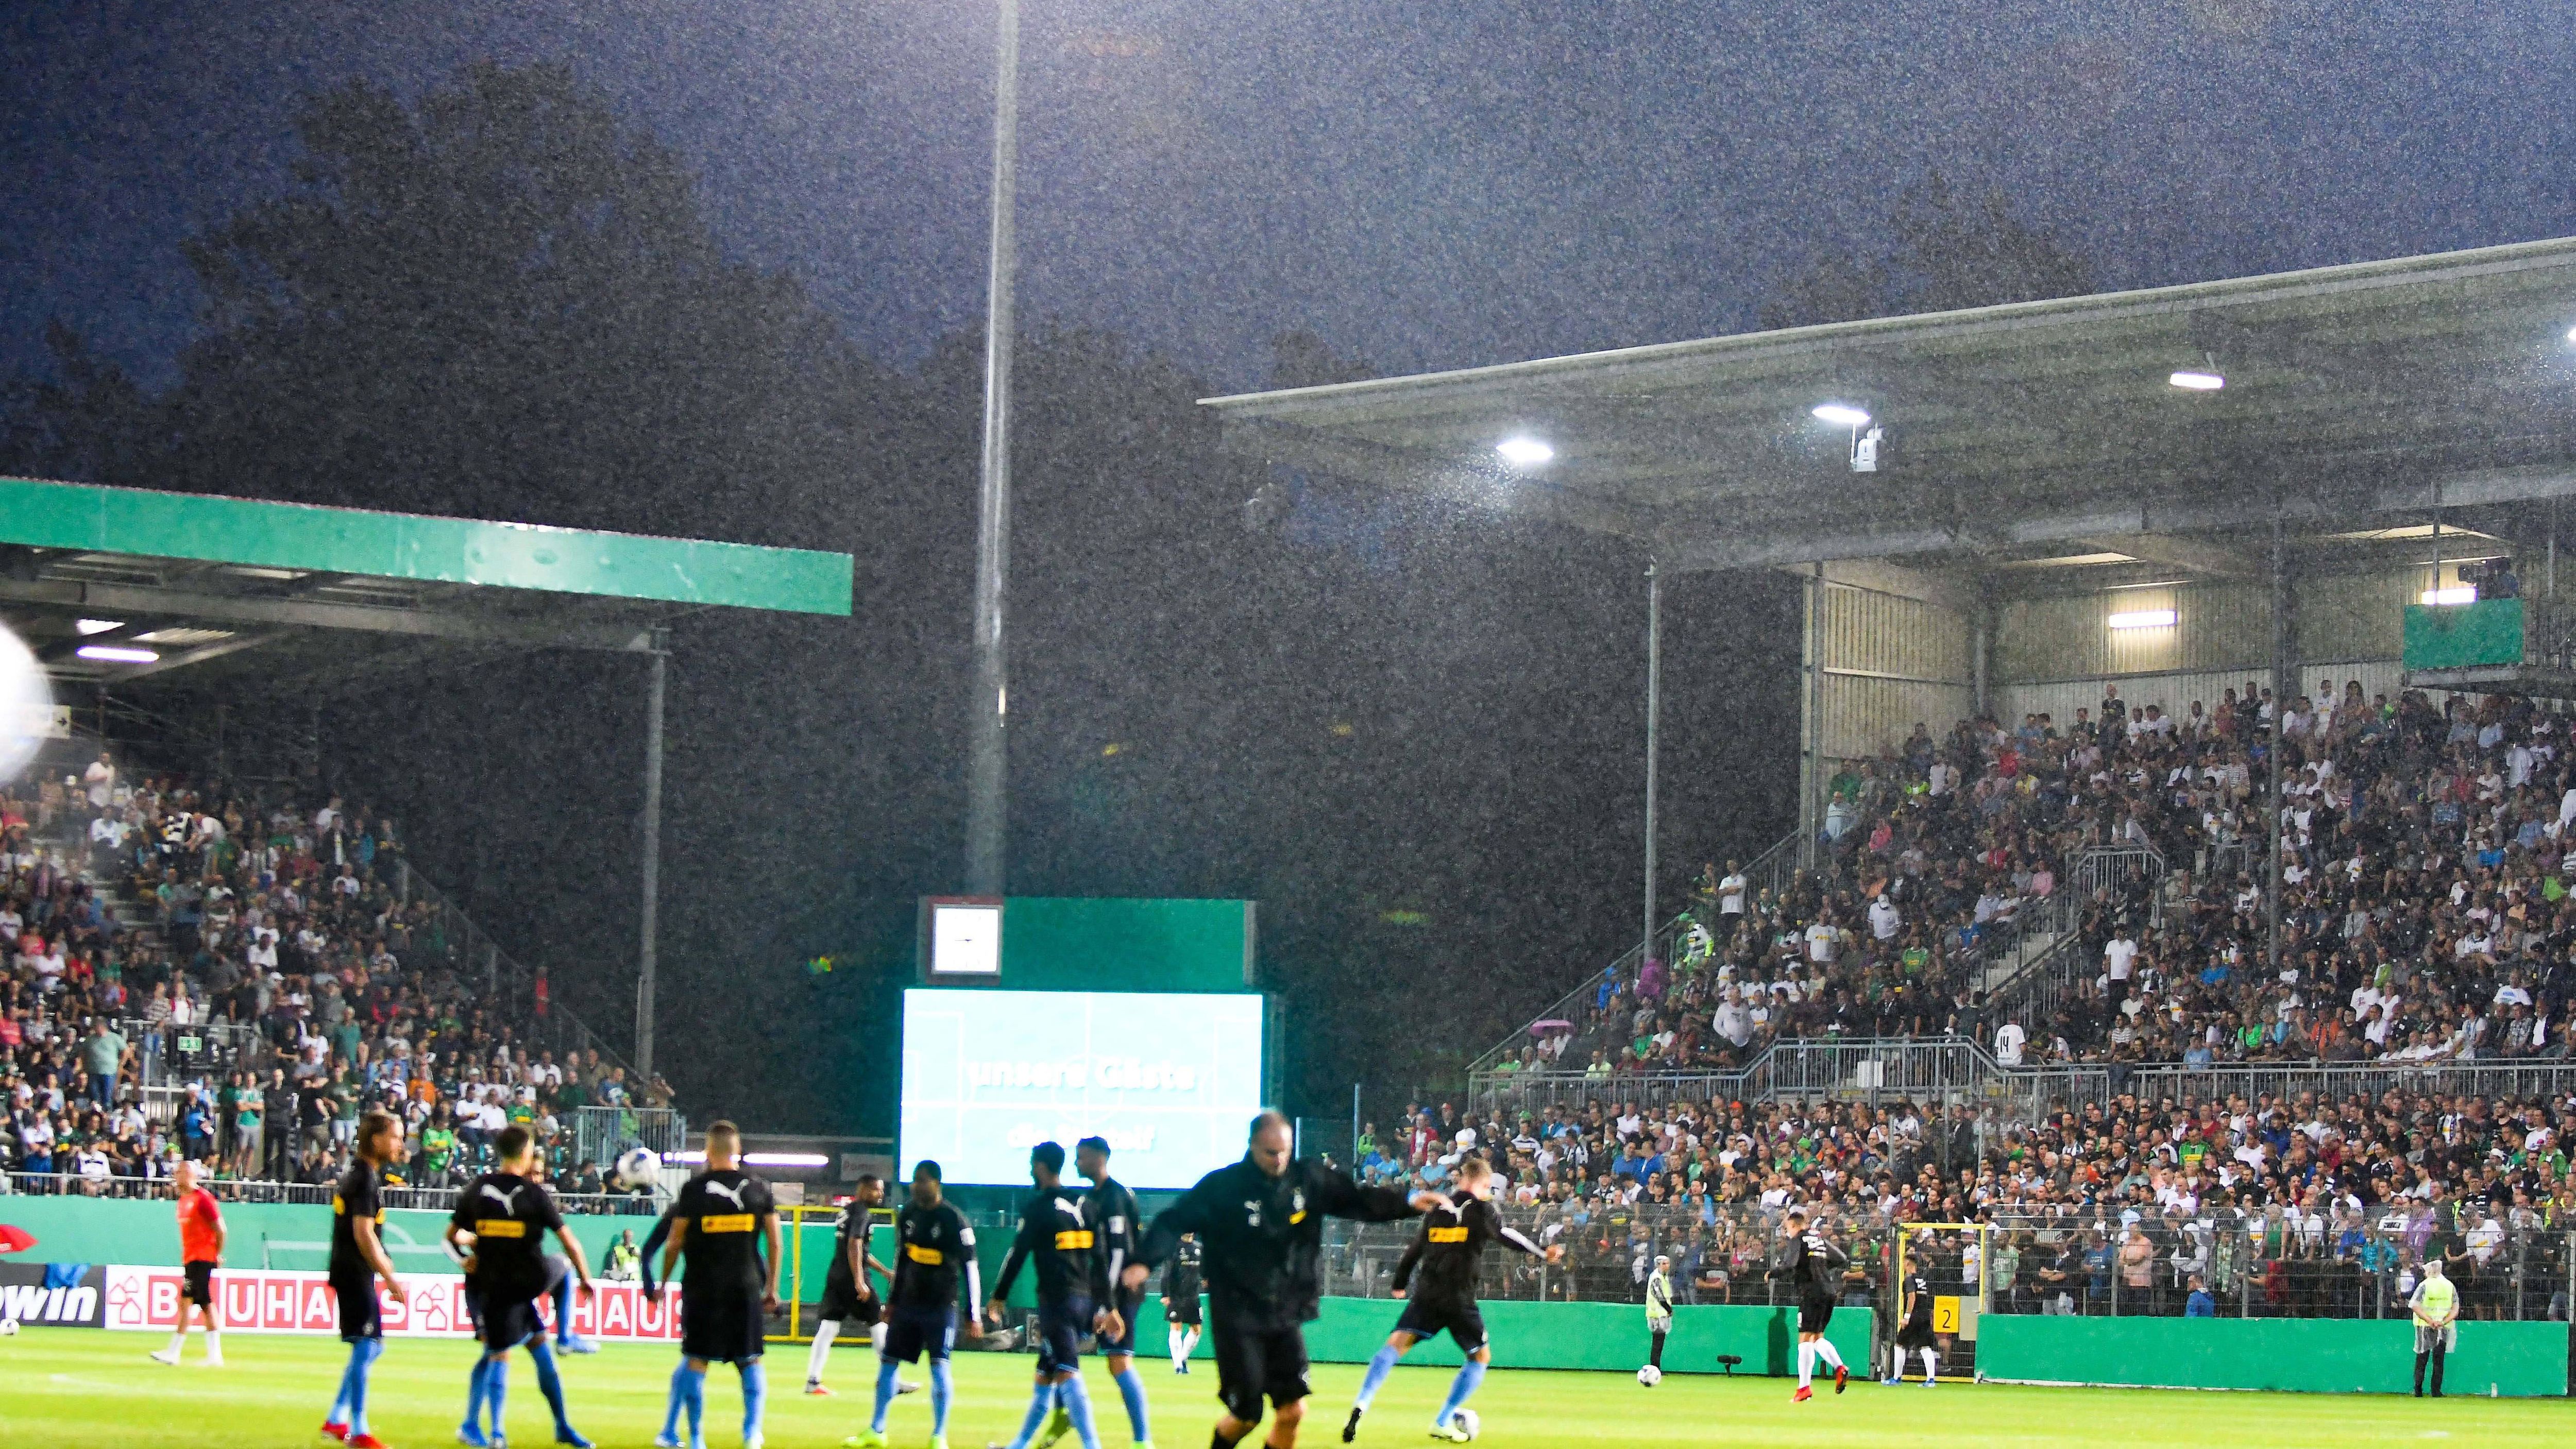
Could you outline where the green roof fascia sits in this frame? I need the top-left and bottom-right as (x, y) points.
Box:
(0, 478), (852, 617)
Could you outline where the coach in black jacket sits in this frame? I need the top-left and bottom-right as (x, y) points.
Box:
(1127, 1111), (1438, 1449)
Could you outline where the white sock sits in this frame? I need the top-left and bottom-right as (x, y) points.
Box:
(870, 1321), (888, 1356)
(204, 1329), (222, 1360)
(166, 1329), (187, 1354)
(1814, 1339), (1844, 1371)
(807, 1320), (839, 1384)
(1797, 1341), (1815, 1388)
(1921, 1350), (1938, 1381)
(1170, 1326), (1185, 1362)
(1182, 1327), (1200, 1358)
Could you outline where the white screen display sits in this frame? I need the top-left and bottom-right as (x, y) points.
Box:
(900, 988), (1265, 1189)
(928, 902), (1002, 976)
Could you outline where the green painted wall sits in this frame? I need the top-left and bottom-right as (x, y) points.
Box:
(1981, 1315), (2569, 1397)
(957, 898), (1256, 993)
(1123, 1295), (1871, 1376)
(0, 476), (853, 616)
(2404, 597), (2524, 669)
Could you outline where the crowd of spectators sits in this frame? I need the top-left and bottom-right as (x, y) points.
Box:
(1485, 680), (2576, 1082)
(1338, 1083), (2576, 1319)
(2018, 684), (2576, 1070)
(1, 750), (669, 1199)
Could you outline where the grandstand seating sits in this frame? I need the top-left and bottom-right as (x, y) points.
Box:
(1, 749), (676, 1202)
(1328, 684), (2576, 1321)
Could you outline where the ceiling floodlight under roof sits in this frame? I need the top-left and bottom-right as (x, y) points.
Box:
(1811, 403), (1872, 427)
(1495, 436), (1554, 467)
(76, 644), (161, 663)
(2107, 609), (2179, 629)
(2168, 370), (2225, 391)
(2422, 586), (2477, 606)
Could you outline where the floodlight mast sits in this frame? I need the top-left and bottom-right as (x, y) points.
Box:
(967, 0), (1021, 897)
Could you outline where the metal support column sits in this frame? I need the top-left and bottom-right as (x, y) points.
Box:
(1970, 585), (1992, 721)
(2267, 513), (2287, 978)
(637, 638), (669, 1083)
(965, 0), (1022, 898)
(1797, 564), (1824, 870)
(1643, 562), (1663, 966)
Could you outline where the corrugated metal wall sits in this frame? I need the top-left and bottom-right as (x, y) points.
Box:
(1993, 564), (2466, 687)
(1815, 581), (1972, 761)
(1997, 661), (2412, 736)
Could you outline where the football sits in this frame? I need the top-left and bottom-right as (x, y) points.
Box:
(1449, 1408), (1479, 1440)
(1636, 1364), (1661, 1387)
(613, 1146), (661, 1190)
(0, 1317), (19, 1337)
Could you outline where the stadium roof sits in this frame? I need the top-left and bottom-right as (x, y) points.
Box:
(0, 476), (853, 694)
(1202, 234), (2576, 579)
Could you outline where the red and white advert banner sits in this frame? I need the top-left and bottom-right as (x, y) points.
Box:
(102, 1267), (684, 1342)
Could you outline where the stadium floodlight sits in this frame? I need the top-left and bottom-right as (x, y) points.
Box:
(2566, 326), (2576, 344)
(73, 618), (124, 635)
(2422, 585), (2477, 606)
(1496, 436), (1555, 468)
(671, 1151), (831, 1168)
(75, 644), (159, 663)
(1811, 403), (1872, 427)
(2168, 369), (2225, 391)
(2107, 608), (2178, 629)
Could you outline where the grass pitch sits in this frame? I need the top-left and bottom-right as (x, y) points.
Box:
(0, 1328), (2561, 1447)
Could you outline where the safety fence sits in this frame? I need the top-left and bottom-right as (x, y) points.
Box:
(1, 1169), (660, 1215)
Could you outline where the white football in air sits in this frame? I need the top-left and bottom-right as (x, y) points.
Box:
(614, 1147), (661, 1189)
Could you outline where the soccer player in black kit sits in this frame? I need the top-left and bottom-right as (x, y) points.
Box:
(987, 1140), (1122, 1449)
(1776, 1209), (1850, 1402)
(1343, 1155), (1560, 1442)
(1884, 1254), (1938, 1387)
(1125, 1112), (1440, 1449)
(847, 1159), (982, 1449)
(655, 1120), (784, 1449)
(445, 1123), (599, 1447)
(320, 1110), (404, 1449)
(806, 1173), (918, 1399)
(1163, 1235), (1205, 1374)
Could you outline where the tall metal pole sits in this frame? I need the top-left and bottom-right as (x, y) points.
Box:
(2266, 514), (2285, 979)
(966, 0), (1022, 897)
(1643, 562), (1663, 967)
(637, 640), (668, 1082)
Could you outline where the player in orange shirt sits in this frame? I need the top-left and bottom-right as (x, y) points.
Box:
(151, 1158), (227, 1367)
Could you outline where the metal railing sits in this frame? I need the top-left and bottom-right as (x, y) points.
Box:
(0, 1169), (659, 1214)
(1469, 832), (1800, 1075)
(1982, 1212), (2574, 1324)
(1472, 1050), (2576, 1122)
(1312, 1198), (2576, 1324)
(393, 858), (633, 1080)
(570, 1104), (689, 1172)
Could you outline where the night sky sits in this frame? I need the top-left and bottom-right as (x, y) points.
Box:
(12, 0), (2576, 393)
(11, 0), (2576, 1128)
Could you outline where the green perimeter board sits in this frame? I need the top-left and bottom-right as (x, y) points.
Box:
(983, 898), (1256, 993)
(1980, 1314), (2568, 1397)
(0, 476), (852, 616)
